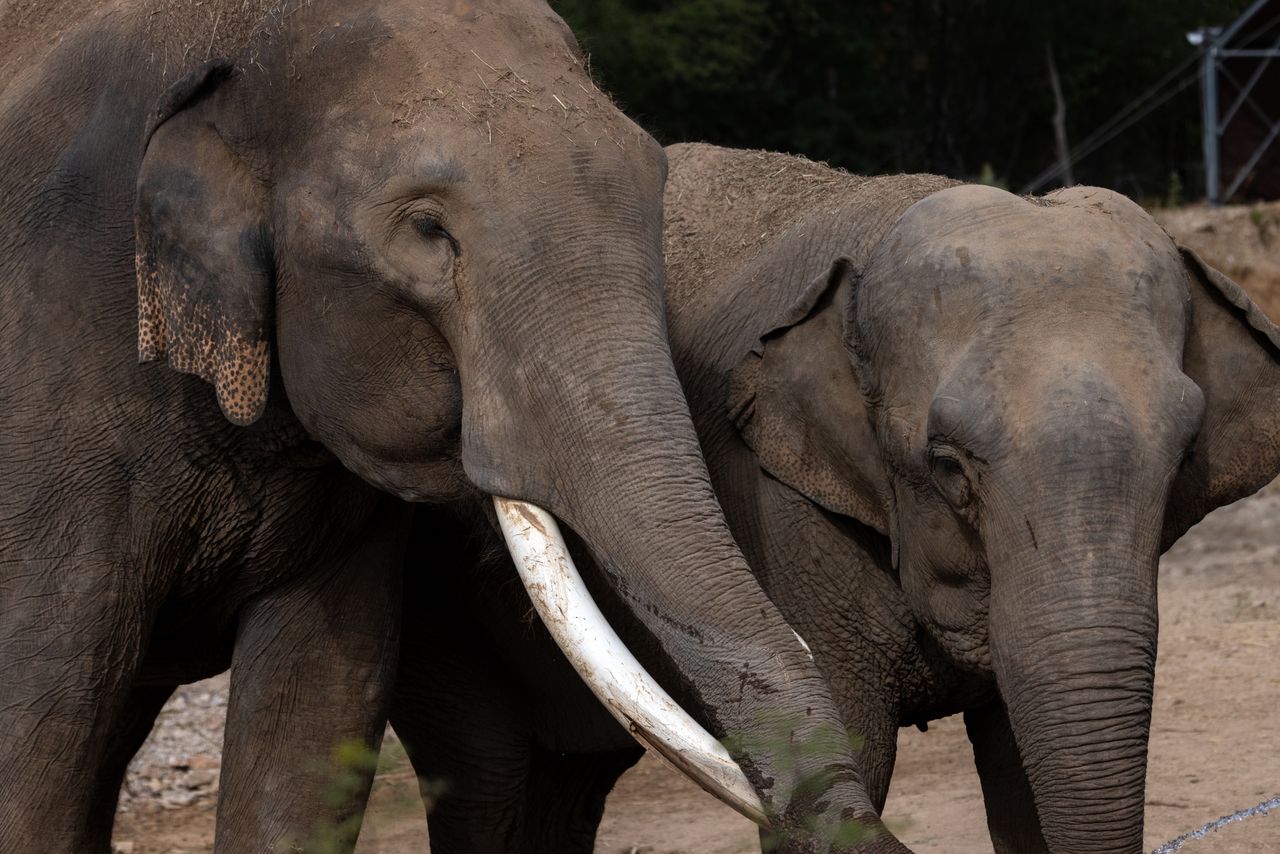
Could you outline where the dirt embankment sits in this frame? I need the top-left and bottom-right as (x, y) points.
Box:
(1157, 201), (1280, 321)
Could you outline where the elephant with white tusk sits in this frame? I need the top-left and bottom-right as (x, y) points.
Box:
(390, 143), (1280, 854)
(0, 3), (891, 848)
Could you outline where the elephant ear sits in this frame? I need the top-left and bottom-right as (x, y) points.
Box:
(727, 259), (890, 534)
(1163, 246), (1280, 548)
(135, 60), (273, 426)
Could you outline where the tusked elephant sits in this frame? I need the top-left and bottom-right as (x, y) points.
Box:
(390, 143), (1280, 854)
(0, 6), (897, 852)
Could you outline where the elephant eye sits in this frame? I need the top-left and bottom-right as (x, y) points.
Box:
(412, 213), (461, 257)
(933, 455), (963, 478)
(928, 447), (973, 509)
(1181, 434), (1198, 468)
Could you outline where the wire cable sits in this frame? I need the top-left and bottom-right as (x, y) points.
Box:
(1022, 62), (1200, 193)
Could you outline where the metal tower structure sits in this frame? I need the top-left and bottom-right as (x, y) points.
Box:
(1191, 0), (1280, 205)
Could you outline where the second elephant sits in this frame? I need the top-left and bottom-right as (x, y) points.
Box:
(391, 144), (1280, 854)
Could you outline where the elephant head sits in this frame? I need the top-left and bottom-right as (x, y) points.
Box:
(732, 183), (1280, 852)
(131, 1), (898, 846)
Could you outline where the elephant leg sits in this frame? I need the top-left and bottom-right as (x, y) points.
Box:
(391, 603), (534, 854)
(213, 512), (406, 854)
(392, 511), (638, 854)
(524, 746), (642, 854)
(964, 701), (1048, 854)
(857, 710), (900, 813)
(394, 651), (637, 854)
(86, 685), (175, 840)
(0, 563), (152, 853)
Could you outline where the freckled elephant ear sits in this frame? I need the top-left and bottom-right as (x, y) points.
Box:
(135, 60), (273, 426)
(1163, 246), (1280, 548)
(727, 258), (890, 534)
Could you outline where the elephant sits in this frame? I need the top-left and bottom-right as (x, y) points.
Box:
(389, 143), (1280, 854)
(0, 7), (896, 852)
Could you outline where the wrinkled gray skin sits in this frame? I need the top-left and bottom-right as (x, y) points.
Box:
(0, 8), (888, 852)
(392, 144), (1280, 854)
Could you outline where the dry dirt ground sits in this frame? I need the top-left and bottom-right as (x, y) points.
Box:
(113, 202), (1280, 854)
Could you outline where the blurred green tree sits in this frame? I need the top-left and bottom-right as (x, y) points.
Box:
(552, 0), (1254, 199)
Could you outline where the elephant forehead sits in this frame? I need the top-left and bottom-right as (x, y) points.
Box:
(862, 193), (1188, 348)
(279, 0), (652, 157)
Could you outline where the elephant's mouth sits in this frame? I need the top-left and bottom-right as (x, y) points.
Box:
(492, 496), (770, 828)
(917, 605), (992, 674)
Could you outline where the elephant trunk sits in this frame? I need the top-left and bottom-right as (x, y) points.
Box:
(456, 235), (898, 847)
(987, 505), (1158, 854)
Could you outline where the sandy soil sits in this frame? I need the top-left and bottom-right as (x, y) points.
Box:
(1154, 202), (1280, 321)
(112, 203), (1280, 853)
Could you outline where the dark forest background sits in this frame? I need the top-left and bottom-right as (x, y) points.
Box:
(551, 0), (1257, 203)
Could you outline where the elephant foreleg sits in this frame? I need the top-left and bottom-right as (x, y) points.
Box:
(965, 700), (1049, 854)
(213, 509), (406, 854)
(526, 746), (641, 853)
(0, 559), (153, 853)
(390, 597), (535, 854)
(393, 632), (640, 854)
(88, 685), (175, 840)
(853, 709), (900, 813)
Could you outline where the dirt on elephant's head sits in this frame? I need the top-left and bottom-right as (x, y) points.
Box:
(662, 145), (867, 297)
(0, 0), (285, 82)
(661, 144), (959, 316)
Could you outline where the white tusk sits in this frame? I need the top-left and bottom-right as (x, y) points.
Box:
(793, 629), (814, 661)
(494, 496), (770, 828)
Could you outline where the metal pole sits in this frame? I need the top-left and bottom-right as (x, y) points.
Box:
(1202, 37), (1221, 206)
(1218, 49), (1280, 58)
